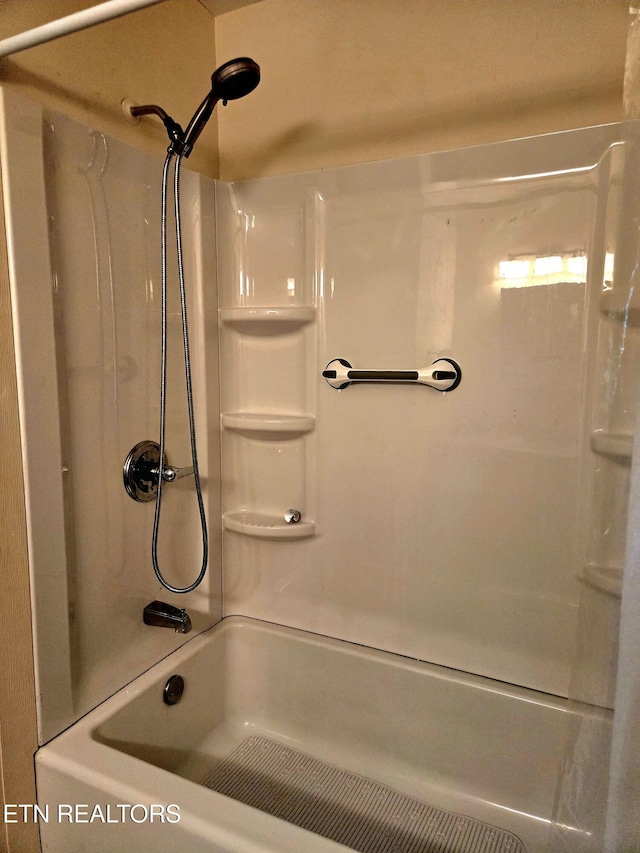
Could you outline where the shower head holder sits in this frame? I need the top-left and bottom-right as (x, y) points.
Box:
(127, 103), (186, 154)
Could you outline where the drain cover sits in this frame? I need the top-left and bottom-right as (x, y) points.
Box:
(202, 736), (526, 853)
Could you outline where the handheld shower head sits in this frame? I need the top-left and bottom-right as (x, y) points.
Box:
(181, 57), (260, 157)
(129, 57), (260, 157)
(211, 57), (260, 103)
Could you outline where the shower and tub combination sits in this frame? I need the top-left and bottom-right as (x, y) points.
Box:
(0, 47), (638, 853)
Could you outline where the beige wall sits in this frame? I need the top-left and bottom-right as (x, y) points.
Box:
(215, 0), (629, 181)
(0, 0), (628, 181)
(0, 0), (219, 177)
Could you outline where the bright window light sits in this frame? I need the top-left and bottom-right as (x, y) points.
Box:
(499, 259), (531, 280)
(533, 255), (563, 276)
(497, 251), (615, 289)
(604, 252), (614, 288)
(498, 252), (591, 289)
(566, 256), (588, 277)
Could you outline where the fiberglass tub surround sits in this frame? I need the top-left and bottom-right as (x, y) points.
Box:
(0, 89), (222, 743)
(216, 121), (635, 706)
(2, 85), (638, 853)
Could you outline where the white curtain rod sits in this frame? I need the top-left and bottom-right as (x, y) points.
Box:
(0, 0), (168, 59)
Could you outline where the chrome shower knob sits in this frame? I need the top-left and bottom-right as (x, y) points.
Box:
(123, 440), (195, 501)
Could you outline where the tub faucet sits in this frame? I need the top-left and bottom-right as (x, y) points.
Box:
(143, 600), (192, 634)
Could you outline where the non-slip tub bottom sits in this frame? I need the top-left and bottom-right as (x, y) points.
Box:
(201, 735), (526, 853)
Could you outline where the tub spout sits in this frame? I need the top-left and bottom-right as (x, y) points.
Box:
(143, 600), (192, 634)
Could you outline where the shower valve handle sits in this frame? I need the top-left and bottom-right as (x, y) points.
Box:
(123, 440), (195, 502)
(160, 464), (194, 483)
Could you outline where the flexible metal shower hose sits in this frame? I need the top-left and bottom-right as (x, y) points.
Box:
(151, 150), (208, 593)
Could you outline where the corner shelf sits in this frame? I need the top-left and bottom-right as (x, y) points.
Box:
(220, 306), (316, 335)
(590, 430), (633, 461)
(600, 291), (640, 326)
(222, 412), (315, 440)
(582, 564), (623, 598)
(223, 510), (315, 540)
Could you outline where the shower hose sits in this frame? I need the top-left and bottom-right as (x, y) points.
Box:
(151, 150), (208, 593)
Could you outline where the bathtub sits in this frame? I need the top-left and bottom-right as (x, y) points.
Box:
(36, 617), (607, 852)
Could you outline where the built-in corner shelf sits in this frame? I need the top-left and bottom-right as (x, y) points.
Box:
(222, 412), (315, 440)
(220, 306), (316, 335)
(590, 430), (633, 461)
(223, 510), (315, 540)
(600, 291), (640, 326)
(582, 563), (623, 598)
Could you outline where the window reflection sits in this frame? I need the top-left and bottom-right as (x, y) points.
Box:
(497, 252), (614, 290)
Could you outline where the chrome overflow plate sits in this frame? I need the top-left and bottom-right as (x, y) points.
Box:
(123, 440), (165, 502)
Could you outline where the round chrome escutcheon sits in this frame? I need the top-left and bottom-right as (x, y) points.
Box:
(123, 440), (165, 502)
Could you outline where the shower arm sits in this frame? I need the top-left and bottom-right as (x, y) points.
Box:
(129, 94), (219, 158)
(129, 103), (186, 154)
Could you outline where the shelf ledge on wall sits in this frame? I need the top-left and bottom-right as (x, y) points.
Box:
(224, 510), (315, 540)
(590, 430), (633, 461)
(220, 306), (316, 335)
(600, 291), (640, 325)
(221, 412), (315, 439)
(582, 564), (623, 598)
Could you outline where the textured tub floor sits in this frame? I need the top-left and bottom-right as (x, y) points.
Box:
(201, 735), (526, 853)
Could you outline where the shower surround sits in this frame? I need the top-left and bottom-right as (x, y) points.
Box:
(1, 87), (635, 851)
(216, 127), (623, 702)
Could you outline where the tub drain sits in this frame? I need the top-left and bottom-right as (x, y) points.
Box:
(201, 735), (527, 853)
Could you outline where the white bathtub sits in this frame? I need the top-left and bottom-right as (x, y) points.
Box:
(36, 617), (607, 852)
